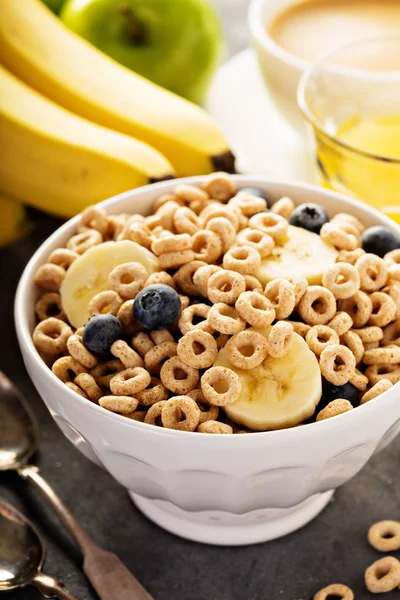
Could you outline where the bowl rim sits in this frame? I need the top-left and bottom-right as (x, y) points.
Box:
(15, 175), (400, 442)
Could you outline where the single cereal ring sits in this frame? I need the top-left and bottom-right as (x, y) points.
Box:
(249, 212), (288, 243)
(319, 344), (356, 386)
(203, 172), (234, 202)
(382, 283), (400, 320)
(207, 269), (246, 305)
(349, 368), (368, 391)
(110, 340), (144, 368)
(88, 290), (123, 318)
(316, 399), (353, 422)
(197, 421), (233, 434)
(144, 341), (178, 374)
(352, 327), (384, 343)
(313, 583), (354, 600)
(268, 321), (294, 358)
(201, 366), (241, 406)
(388, 263), (400, 283)
(99, 395), (138, 414)
(368, 521), (400, 552)
(33, 318), (72, 355)
(161, 396), (200, 432)
(74, 373), (102, 402)
(173, 206), (199, 235)
(363, 346), (400, 365)
(160, 356), (199, 394)
(48, 248), (79, 270)
(178, 304), (213, 335)
(206, 217), (236, 253)
(327, 312), (353, 336)
(235, 291), (276, 327)
(186, 389), (219, 423)
(136, 377), (169, 406)
(145, 271), (176, 290)
(65, 382), (88, 399)
(158, 249), (195, 270)
(356, 253), (388, 292)
(382, 320), (400, 347)
(173, 261), (207, 296)
(67, 333), (98, 369)
(80, 205), (109, 236)
(288, 277), (308, 306)
(124, 410), (147, 422)
(368, 291), (397, 327)
(151, 233), (192, 256)
(156, 200), (181, 231)
(322, 262), (360, 299)
(331, 212), (365, 233)
(150, 330), (175, 345)
(108, 262), (148, 300)
(144, 401), (166, 426)
(284, 320), (311, 338)
(192, 229), (223, 263)
(264, 279), (296, 320)
(153, 192), (181, 211)
(90, 359), (124, 387)
(337, 248), (365, 266)
(365, 364), (400, 386)
(131, 332), (155, 357)
(192, 264), (221, 297)
(338, 291), (373, 328)
(384, 248), (400, 266)
(174, 183), (209, 204)
(110, 367), (151, 396)
(306, 325), (340, 356)
(364, 341), (380, 350)
(123, 221), (152, 249)
(229, 192), (267, 216)
(365, 557), (400, 594)
(52, 356), (87, 383)
(117, 300), (141, 336)
(320, 223), (358, 251)
(200, 202), (241, 231)
(223, 245), (261, 276)
(35, 292), (66, 322)
(244, 275), (264, 294)
(177, 330), (218, 369)
(144, 214), (162, 231)
(208, 303), (246, 335)
(236, 228), (274, 257)
(297, 285), (337, 326)
(340, 331), (364, 364)
(271, 196), (295, 220)
(66, 229), (102, 254)
(226, 330), (268, 369)
(34, 263), (66, 292)
(179, 294), (192, 311)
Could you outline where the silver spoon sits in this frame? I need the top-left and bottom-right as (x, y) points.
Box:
(0, 371), (153, 600)
(0, 498), (78, 599)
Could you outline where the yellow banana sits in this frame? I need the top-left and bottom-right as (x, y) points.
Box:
(0, 192), (29, 248)
(0, 65), (174, 218)
(0, 0), (235, 176)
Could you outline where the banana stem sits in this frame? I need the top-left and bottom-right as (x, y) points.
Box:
(118, 4), (145, 44)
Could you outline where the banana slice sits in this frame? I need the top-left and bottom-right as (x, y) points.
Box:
(256, 225), (338, 286)
(60, 240), (159, 328)
(214, 328), (322, 430)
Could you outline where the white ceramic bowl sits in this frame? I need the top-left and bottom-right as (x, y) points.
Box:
(15, 176), (400, 546)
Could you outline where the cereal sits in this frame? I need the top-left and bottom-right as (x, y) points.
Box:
(158, 249), (195, 269)
(331, 212), (365, 233)
(382, 320), (400, 347)
(363, 346), (400, 365)
(67, 333), (98, 369)
(161, 396), (200, 431)
(340, 331), (364, 364)
(201, 366), (241, 406)
(319, 344), (356, 386)
(117, 300), (139, 336)
(34, 263), (65, 292)
(208, 269), (246, 305)
(160, 356), (199, 394)
(173, 206), (199, 235)
(153, 192), (180, 211)
(125, 410), (147, 422)
(33, 318), (72, 355)
(131, 332), (155, 357)
(364, 557), (400, 594)
(74, 373), (102, 402)
(35, 293), (66, 322)
(351, 325), (383, 343)
(316, 399), (353, 421)
(145, 271), (176, 289)
(243, 275), (264, 294)
(368, 520), (400, 552)
(337, 248), (365, 265)
(289, 278), (308, 306)
(90, 359), (124, 387)
(144, 401), (166, 426)
(365, 364), (400, 386)
(306, 325), (339, 356)
(284, 320), (311, 337)
(267, 321), (293, 358)
(327, 312), (353, 336)
(144, 341), (178, 374)
(368, 291), (397, 327)
(52, 356), (87, 383)
(223, 245), (261, 276)
(320, 223), (358, 251)
(197, 421), (233, 434)
(200, 202), (240, 231)
(203, 172), (234, 202)
(313, 584), (354, 600)
(235, 291), (275, 327)
(80, 205), (109, 236)
(271, 196), (295, 220)
(264, 279), (296, 320)
(187, 389), (219, 423)
(124, 221), (152, 249)
(151, 233), (192, 256)
(206, 217), (236, 253)
(338, 291), (372, 327)
(388, 263), (400, 283)
(297, 286), (336, 325)
(99, 395), (138, 414)
(322, 263), (360, 299)
(226, 330), (268, 369)
(230, 192), (267, 216)
(110, 367), (151, 396)
(88, 290), (123, 317)
(48, 248), (79, 270)
(249, 212), (288, 243)
(384, 248), (400, 266)
(356, 253), (388, 292)
(236, 228), (274, 257)
(136, 377), (169, 406)
(382, 283), (400, 320)
(179, 304), (213, 335)
(156, 200), (181, 231)
(349, 368), (369, 391)
(192, 264), (221, 297)
(174, 184), (209, 204)
(66, 229), (102, 254)
(173, 261), (207, 296)
(177, 330), (218, 369)
(150, 330), (175, 345)
(192, 230), (223, 263)
(110, 340), (144, 368)
(65, 382), (88, 399)
(208, 303), (246, 335)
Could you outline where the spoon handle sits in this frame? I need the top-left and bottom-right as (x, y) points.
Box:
(19, 464), (154, 600)
(32, 572), (79, 600)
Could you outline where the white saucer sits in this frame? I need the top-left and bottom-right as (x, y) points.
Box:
(207, 49), (318, 182)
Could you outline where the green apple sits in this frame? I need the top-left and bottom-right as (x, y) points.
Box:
(60, 0), (223, 105)
(42, 0), (66, 14)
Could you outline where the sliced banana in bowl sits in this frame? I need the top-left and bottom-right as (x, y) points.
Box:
(214, 328), (322, 431)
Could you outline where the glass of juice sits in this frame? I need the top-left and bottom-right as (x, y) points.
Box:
(297, 37), (400, 223)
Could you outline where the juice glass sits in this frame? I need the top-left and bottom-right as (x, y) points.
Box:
(297, 37), (400, 223)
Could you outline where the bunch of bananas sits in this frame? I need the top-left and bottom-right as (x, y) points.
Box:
(0, 0), (234, 245)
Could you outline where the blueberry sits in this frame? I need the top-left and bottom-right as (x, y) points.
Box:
(361, 226), (400, 258)
(133, 284), (181, 330)
(83, 314), (123, 355)
(289, 203), (330, 234)
(239, 187), (271, 208)
(321, 378), (360, 407)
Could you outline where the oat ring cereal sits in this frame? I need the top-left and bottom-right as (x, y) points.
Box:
(384, 248), (400, 266)
(74, 373), (102, 402)
(365, 557), (400, 594)
(200, 202), (240, 231)
(34, 292), (66, 322)
(338, 291), (372, 328)
(363, 346), (400, 365)
(236, 228), (274, 257)
(197, 421), (233, 434)
(316, 399), (353, 421)
(136, 377), (169, 406)
(66, 229), (102, 254)
(65, 382), (88, 399)
(173, 206), (199, 235)
(349, 368), (368, 391)
(298, 286), (337, 326)
(144, 341), (178, 374)
(110, 367), (151, 396)
(186, 389), (219, 423)
(33, 317), (72, 355)
(151, 233), (192, 256)
(172, 261), (205, 296)
(88, 290), (123, 318)
(192, 264), (221, 297)
(320, 223), (358, 251)
(143, 400), (166, 426)
(368, 520), (400, 552)
(161, 396), (200, 432)
(327, 312), (353, 336)
(229, 192), (267, 217)
(206, 217), (236, 253)
(289, 278), (308, 306)
(116, 300), (140, 337)
(322, 263), (360, 299)
(208, 303), (246, 335)
(249, 212), (288, 242)
(156, 200), (181, 231)
(203, 172), (234, 202)
(356, 253), (388, 292)
(365, 364), (400, 386)
(235, 291), (276, 328)
(319, 344), (356, 386)
(52, 356), (87, 383)
(191, 229), (222, 264)
(368, 291), (397, 327)
(360, 379), (393, 404)
(178, 304), (213, 335)
(80, 205), (109, 236)
(226, 330), (268, 369)
(268, 321), (294, 358)
(160, 356), (199, 394)
(177, 330), (218, 369)
(243, 275), (264, 294)
(100, 395), (139, 414)
(306, 325), (340, 356)
(110, 340), (144, 368)
(201, 366), (241, 406)
(270, 196), (295, 220)
(107, 262), (148, 300)
(48, 248), (79, 270)
(265, 279), (296, 320)
(313, 583), (354, 600)
(67, 333), (98, 369)
(207, 269), (246, 305)
(331, 212), (365, 233)
(382, 320), (400, 347)
(34, 263), (66, 292)
(124, 221), (152, 249)
(223, 245), (261, 276)
(158, 249), (195, 270)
